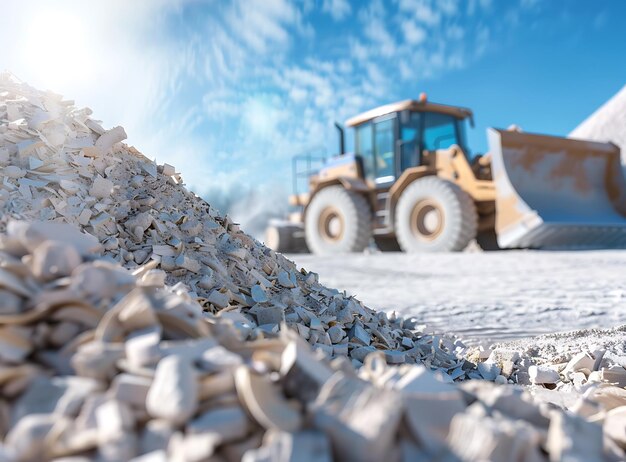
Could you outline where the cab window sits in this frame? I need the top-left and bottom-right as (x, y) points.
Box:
(373, 118), (395, 181)
(400, 112), (421, 171)
(355, 123), (374, 181)
(422, 112), (460, 151)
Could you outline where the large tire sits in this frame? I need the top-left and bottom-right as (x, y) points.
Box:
(265, 224), (309, 253)
(395, 176), (477, 252)
(374, 236), (402, 252)
(305, 186), (371, 255)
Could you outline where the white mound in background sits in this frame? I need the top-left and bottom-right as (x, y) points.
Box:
(570, 84), (626, 167)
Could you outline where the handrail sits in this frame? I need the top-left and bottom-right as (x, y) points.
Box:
(292, 148), (326, 196)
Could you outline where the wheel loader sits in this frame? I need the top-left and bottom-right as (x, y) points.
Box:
(265, 95), (626, 254)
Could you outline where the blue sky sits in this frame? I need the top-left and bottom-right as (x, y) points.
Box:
(2, 0), (626, 233)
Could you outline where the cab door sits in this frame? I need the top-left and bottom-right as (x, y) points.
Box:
(372, 115), (396, 187)
(398, 111), (421, 172)
(371, 114), (397, 232)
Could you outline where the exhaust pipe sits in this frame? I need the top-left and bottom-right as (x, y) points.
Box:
(334, 122), (345, 155)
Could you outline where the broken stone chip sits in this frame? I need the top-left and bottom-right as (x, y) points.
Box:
(251, 284), (268, 303)
(146, 355), (198, 425)
(186, 405), (249, 444)
(31, 240), (82, 281)
(235, 366), (302, 432)
(528, 365), (560, 385)
(90, 175), (115, 199)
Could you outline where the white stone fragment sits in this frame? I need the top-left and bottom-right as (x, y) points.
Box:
(146, 355), (198, 425)
(96, 399), (135, 438)
(186, 405), (249, 443)
(125, 327), (162, 369)
(111, 373), (153, 407)
(546, 410), (603, 462)
(251, 284), (269, 303)
(90, 175), (115, 198)
(95, 126), (127, 155)
(10, 220), (101, 255)
(161, 163), (176, 176)
(130, 450), (168, 462)
(477, 362), (501, 381)
(175, 253), (201, 273)
(384, 350), (405, 364)
(197, 344), (242, 373)
(140, 420), (175, 454)
(5, 414), (57, 461)
(327, 325), (344, 344)
(207, 290), (230, 309)
(31, 240), (82, 281)
(347, 324), (371, 346)
(28, 156), (44, 170)
(256, 305), (285, 326)
(313, 374), (403, 462)
(242, 430), (331, 462)
(235, 366), (302, 432)
(2, 166), (25, 178)
(278, 271), (295, 288)
(529, 365), (560, 385)
(280, 341), (333, 402)
(562, 352), (595, 377)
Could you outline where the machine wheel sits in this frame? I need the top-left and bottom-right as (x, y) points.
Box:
(395, 176), (477, 252)
(265, 223), (309, 253)
(305, 186), (371, 254)
(374, 236), (402, 252)
(476, 228), (500, 251)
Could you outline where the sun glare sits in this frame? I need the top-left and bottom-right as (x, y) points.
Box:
(23, 10), (94, 89)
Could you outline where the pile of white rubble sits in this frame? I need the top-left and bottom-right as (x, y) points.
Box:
(0, 220), (625, 461)
(1, 73), (626, 460)
(0, 73), (475, 377)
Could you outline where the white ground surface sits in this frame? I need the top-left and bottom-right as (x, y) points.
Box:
(288, 250), (626, 344)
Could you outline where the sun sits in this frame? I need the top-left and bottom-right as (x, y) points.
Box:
(22, 10), (94, 90)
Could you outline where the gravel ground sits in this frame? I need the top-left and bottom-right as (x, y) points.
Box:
(288, 250), (626, 344)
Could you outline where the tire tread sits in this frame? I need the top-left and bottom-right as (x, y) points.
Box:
(305, 186), (371, 254)
(395, 176), (477, 252)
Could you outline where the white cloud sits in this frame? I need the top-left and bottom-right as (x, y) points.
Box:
(359, 0), (396, 58)
(438, 0), (460, 16)
(242, 96), (287, 139)
(337, 59), (354, 74)
(350, 40), (370, 61)
(399, 0), (442, 26)
(289, 87), (309, 103)
(322, 0), (352, 21)
(401, 20), (427, 45)
(225, 0), (304, 54)
(414, 2), (441, 26)
(467, 0), (492, 16)
(0, 0), (538, 226)
(366, 19), (396, 57)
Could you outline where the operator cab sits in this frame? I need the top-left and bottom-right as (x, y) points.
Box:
(346, 96), (473, 188)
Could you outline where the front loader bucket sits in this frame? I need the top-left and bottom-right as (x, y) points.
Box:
(488, 128), (626, 249)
